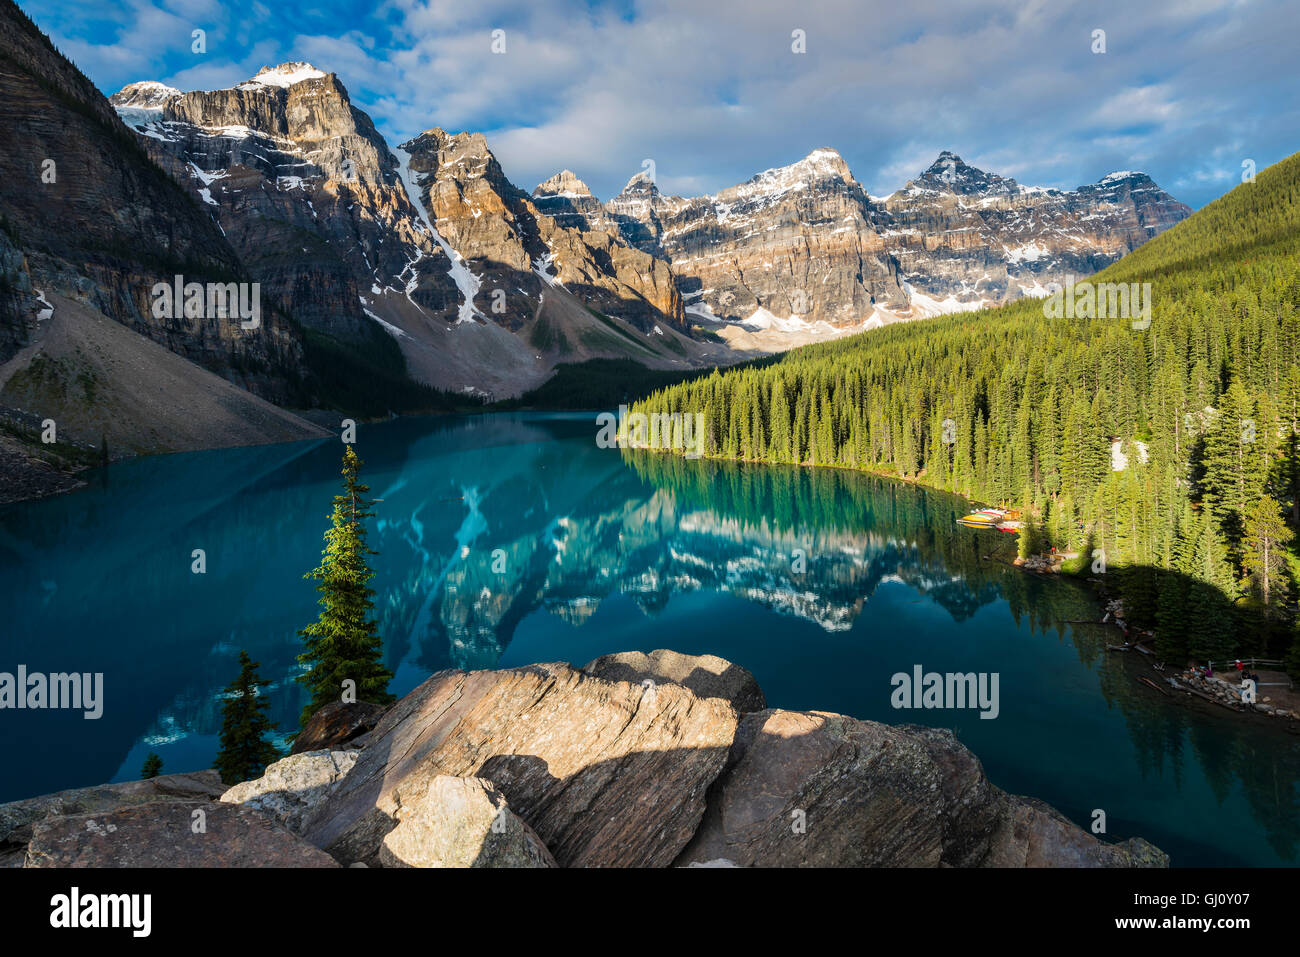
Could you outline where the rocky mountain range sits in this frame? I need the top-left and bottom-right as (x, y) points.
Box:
(109, 64), (712, 402)
(535, 149), (1190, 350)
(109, 57), (1189, 380)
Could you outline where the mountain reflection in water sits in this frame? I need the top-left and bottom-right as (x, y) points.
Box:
(0, 412), (1296, 865)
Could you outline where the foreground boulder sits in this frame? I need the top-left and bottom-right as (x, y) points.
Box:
(301, 662), (738, 867)
(984, 797), (1169, 867)
(291, 701), (389, 754)
(25, 802), (338, 867)
(583, 649), (767, 713)
(675, 710), (1168, 868)
(379, 775), (556, 868)
(0, 771), (226, 867)
(220, 751), (359, 833)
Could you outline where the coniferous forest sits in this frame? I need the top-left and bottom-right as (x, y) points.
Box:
(633, 152), (1300, 673)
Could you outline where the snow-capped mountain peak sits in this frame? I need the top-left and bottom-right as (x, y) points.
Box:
(110, 80), (181, 109)
(731, 147), (856, 198)
(237, 62), (327, 90)
(910, 151), (1020, 196)
(620, 169), (659, 195)
(533, 169), (594, 199)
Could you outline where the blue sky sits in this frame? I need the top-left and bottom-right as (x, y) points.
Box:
(21, 0), (1300, 207)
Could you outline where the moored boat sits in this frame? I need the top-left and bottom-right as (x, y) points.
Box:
(957, 511), (1001, 528)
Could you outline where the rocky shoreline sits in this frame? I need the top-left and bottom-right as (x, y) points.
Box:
(2, 650), (1168, 868)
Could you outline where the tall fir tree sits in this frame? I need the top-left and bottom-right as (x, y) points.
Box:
(215, 650), (279, 785)
(296, 447), (394, 729)
(1242, 494), (1294, 609)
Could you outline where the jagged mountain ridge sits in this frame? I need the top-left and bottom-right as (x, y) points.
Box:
(535, 146), (1191, 348)
(110, 66), (718, 399)
(878, 151), (1191, 305)
(111, 59), (1190, 390)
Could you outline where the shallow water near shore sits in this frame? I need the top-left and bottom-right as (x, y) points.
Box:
(1, 411), (1296, 866)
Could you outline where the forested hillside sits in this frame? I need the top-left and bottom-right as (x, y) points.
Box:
(633, 152), (1300, 671)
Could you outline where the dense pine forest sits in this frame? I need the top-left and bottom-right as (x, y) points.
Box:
(632, 152), (1300, 673)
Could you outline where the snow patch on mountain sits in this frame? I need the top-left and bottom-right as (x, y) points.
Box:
(359, 297), (410, 339)
(393, 144), (484, 323)
(901, 282), (991, 318)
(238, 62), (326, 90)
(533, 253), (562, 287)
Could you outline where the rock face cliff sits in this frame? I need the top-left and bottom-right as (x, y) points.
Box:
(1, 650), (1169, 868)
(543, 148), (1189, 349)
(111, 65), (457, 343)
(0, 0), (299, 397)
(0, 0), (327, 495)
(399, 128), (684, 333)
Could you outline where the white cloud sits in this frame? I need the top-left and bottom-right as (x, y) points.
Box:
(25, 0), (1300, 208)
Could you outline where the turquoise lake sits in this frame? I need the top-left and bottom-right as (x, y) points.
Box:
(1, 411), (1296, 866)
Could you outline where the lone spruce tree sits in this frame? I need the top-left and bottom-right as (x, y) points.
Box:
(296, 447), (394, 730)
(214, 650), (279, 785)
(140, 752), (163, 779)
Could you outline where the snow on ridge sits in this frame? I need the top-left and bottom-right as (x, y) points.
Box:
(533, 253), (563, 288)
(1003, 240), (1048, 264)
(188, 163), (227, 186)
(901, 281), (990, 319)
(741, 307), (842, 336)
(359, 297), (410, 339)
(111, 81), (181, 109)
(392, 144), (484, 323)
(238, 62), (327, 90)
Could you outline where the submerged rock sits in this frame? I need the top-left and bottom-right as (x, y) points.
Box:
(378, 775), (556, 868)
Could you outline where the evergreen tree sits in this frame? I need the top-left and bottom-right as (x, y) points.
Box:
(1242, 494), (1294, 609)
(1200, 380), (1269, 540)
(296, 447), (394, 729)
(140, 752), (163, 780)
(215, 650), (279, 785)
